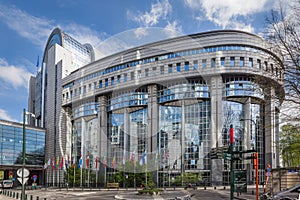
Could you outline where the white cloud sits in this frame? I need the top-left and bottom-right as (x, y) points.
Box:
(0, 3), (103, 49)
(127, 0), (182, 40)
(0, 4), (53, 47)
(184, 0), (276, 32)
(0, 108), (16, 121)
(134, 28), (149, 39)
(128, 0), (172, 27)
(164, 21), (183, 38)
(62, 23), (102, 47)
(0, 58), (34, 89)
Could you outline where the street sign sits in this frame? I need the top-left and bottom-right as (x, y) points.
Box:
(17, 168), (30, 178)
(234, 170), (247, 193)
(17, 177), (29, 185)
(223, 153), (232, 160)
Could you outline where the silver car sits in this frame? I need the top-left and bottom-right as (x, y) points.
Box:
(273, 183), (300, 200)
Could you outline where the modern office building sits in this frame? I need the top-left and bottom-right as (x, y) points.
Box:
(30, 29), (284, 186)
(0, 120), (46, 185)
(28, 28), (102, 185)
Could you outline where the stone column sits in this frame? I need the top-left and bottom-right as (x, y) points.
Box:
(97, 95), (108, 186)
(210, 75), (223, 185)
(147, 85), (159, 154)
(264, 87), (277, 168)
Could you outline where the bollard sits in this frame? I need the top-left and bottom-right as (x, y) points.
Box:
(30, 195), (33, 200)
(204, 186), (206, 190)
(214, 186), (216, 190)
(13, 192), (15, 198)
(36, 196), (39, 200)
(16, 193), (19, 199)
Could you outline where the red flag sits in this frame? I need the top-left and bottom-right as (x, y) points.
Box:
(60, 157), (64, 170)
(95, 156), (98, 170)
(103, 156), (107, 168)
(86, 155), (90, 168)
(51, 158), (55, 171)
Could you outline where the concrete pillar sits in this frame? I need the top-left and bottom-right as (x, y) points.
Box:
(210, 75), (223, 185)
(147, 85), (159, 154)
(264, 87), (276, 169)
(97, 95), (108, 185)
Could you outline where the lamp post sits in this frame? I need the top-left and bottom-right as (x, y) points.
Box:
(22, 108), (35, 200)
(240, 118), (259, 200)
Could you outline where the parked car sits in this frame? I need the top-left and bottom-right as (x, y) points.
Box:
(2, 180), (13, 189)
(272, 183), (300, 200)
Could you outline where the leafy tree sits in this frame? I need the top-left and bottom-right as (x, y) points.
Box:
(265, 0), (300, 122)
(279, 124), (300, 167)
(172, 172), (202, 186)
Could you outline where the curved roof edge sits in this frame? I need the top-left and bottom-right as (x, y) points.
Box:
(42, 28), (63, 64)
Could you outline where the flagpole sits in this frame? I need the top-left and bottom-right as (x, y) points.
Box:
(73, 165), (75, 189)
(96, 157), (98, 188)
(80, 165), (83, 188)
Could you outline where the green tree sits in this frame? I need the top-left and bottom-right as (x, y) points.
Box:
(279, 124), (300, 167)
(172, 172), (202, 186)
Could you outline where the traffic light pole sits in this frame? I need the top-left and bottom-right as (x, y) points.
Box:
(229, 125), (234, 200)
(230, 144), (234, 200)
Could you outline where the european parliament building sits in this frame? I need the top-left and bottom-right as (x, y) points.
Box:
(29, 28), (284, 186)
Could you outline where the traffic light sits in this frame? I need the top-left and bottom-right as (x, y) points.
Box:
(230, 124), (234, 144)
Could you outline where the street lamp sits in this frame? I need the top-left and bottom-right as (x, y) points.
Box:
(22, 108), (35, 200)
(240, 118), (259, 200)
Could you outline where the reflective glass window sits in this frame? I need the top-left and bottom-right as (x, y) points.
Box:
(221, 57), (225, 67)
(211, 58), (216, 67)
(240, 57), (244, 67)
(230, 57), (235, 67)
(176, 63), (181, 72)
(202, 59), (207, 68)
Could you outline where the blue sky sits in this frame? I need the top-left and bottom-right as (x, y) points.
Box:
(0, 0), (279, 122)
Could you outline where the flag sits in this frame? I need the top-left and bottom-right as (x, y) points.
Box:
(165, 150), (170, 161)
(56, 156), (59, 170)
(47, 158), (51, 166)
(173, 159), (177, 169)
(154, 151), (158, 166)
(43, 162), (47, 170)
(72, 156), (76, 168)
(95, 156), (98, 170)
(112, 156), (116, 168)
(65, 155), (70, 169)
(36, 55), (39, 67)
(139, 150), (147, 165)
(103, 155), (107, 168)
(60, 157), (64, 170)
(51, 158), (55, 171)
(86, 154), (90, 169)
(130, 150), (135, 164)
(78, 154), (83, 169)
(122, 151), (126, 165)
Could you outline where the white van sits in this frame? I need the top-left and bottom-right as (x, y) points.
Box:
(2, 180), (13, 189)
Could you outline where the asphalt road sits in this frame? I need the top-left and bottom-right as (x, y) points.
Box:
(0, 188), (256, 200)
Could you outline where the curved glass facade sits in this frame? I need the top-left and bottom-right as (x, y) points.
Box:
(158, 81), (209, 104)
(59, 30), (284, 187)
(223, 76), (264, 99)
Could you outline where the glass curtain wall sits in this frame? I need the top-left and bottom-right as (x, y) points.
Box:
(158, 100), (210, 184)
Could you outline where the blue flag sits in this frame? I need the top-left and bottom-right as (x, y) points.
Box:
(139, 150), (147, 165)
(78, 154), (83, 169)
